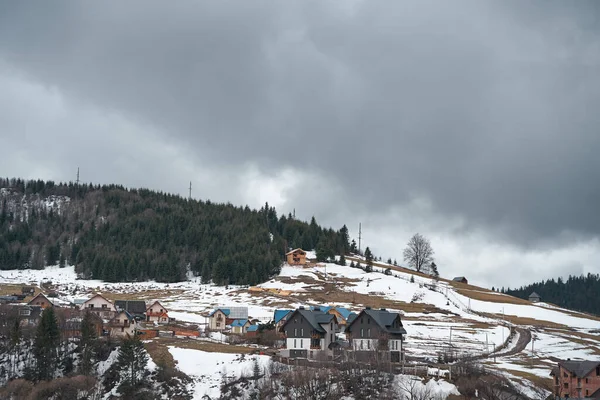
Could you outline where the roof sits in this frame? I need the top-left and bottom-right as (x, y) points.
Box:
(230, 319), (249, 327)
(146, 301), (168, 312)
(209, 308), (231, 317)
(529, 292), (541, 298)
(112, 310), (135, 322)
(452, 277), (467, 281)
(247, 325), (259, 332)
(84, 293), (113, 305)
(589, 388), (600, 399)
(347, 308), (407, 335)
(311, 306), (352, 320)
(559, 360), (600, 378)
(347, 312), (358, 325)
(28, 293), (53, 305)
(282, 308), (335, 333)
(286, 248), (306, 255)
(115, 300), (147, 314)
(274, 309), (292, 323)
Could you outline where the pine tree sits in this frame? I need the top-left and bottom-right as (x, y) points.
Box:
(410, 275), (415, 283)
(339, 254), (346, 266)
(387, 258), (392, 265)
(79, 311), (98, 375)
(33, 306), (60, 381)
(430, 262), (439, 278)
(364, 247), (374, 273)
(117, 335), (149, 391)
(349, 261), (355, 268)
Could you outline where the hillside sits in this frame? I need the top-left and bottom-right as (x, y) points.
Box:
(0, 178), (349, 284)
(505, 274), (600, 316)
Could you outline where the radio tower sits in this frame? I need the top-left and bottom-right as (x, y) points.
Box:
(76, 167), (80, 186)
(188, 181), (192, 200)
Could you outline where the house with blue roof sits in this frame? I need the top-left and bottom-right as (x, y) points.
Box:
(310, 305), (353, 327)
(208, 308), (231, 331)
(246, 324), (259, 337)
(274, 309), (293, 331)
(231, 319), (252, 334)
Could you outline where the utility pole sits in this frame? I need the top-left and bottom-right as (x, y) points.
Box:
(76, 167), (80, 186)
(358, 223), (362, 254)
(189, 181), (192, 200)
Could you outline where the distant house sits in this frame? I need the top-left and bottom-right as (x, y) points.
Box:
(28, 293), (54, 309)
(115, 300), (147, 320)
(286, 249), (307, 265)
(345, 307), (406, 363)
(551, 360), (600, 399)
(21, 286), (35, 296)
(82, 294), (117, 320)
(231, 319), (252, 334)
(59, 310), (104, 338)
(17, 305), (43, 328)
(528, 292), (541, 303)
(146, 301), (169, 323)
(274, 309), (293, 331)
(108, 310), (137, 338)
(452, 277), (468, 284)
(208, 308), (231, 331)
(246, 324), (259, 337)
(280, 306), (338, 359)
(322, 306), (352, 327)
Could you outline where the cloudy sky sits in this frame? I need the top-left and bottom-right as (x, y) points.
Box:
(1, 1), (600, 289)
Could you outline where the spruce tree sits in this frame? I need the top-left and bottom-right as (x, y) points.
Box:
(117, 335), (149, 391)
(33, 306), (60, 381)
(338, 254), (346, 266)
(430, 262), (439, 279)
(79, 311), (98, 375)
(364, 247), (374, 273)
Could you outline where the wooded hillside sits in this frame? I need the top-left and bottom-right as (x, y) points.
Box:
(0, 178), (349, 284)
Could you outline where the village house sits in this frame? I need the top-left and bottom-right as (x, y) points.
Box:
(209, 308), (231, 331)
(108, 310), (137, 338)
(286, 248), (307, 265)
(529, 292), (541, 303)
(280, 306), (338, 360)
(452, 276), (468, 284)
(82, 294), (117, 320)
(115, 300), (147, 320)
(246, 324), (259, 337)
(345, 307), (406, 363)
(146, 301), (169, 323)
(59, 310), (104, 338)
(551, 360), (600, 399)
(274, 309), (292, 332)
(230, 319), (252, 334)
(28, 293), (54, 309)
(16, 305), (43, 328)
(314, 306), (353, 328)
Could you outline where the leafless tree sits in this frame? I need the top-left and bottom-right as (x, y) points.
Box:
(403, 233), (434, 273)
(395, 375), (434, 400)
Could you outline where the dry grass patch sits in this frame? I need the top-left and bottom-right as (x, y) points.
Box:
(501, 368), (553, 393)
(455, 289), (530, 305)
(144, 339), (177, 368)
(483, 313), (566, 329)
(100, 289), (186, 301)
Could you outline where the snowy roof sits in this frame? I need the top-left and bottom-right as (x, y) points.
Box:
(274, 309), (292, 323)
(209, 308), (231, 317)
(230, 319), (249, 327)
(247, 325), (259, 332)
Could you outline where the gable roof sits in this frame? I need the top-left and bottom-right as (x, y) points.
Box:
(115, 300), (147, 314)
(84, 293), (114, 306)
(110, 310), (135, 324)
(452, 276), (467, 282)
(559, 360), (600, 378)
(286, 248), (306, 255)
(274, 309), (292, 323)
(311, 306), (352, 320)
(247, 325), (259, 332)
(28, 293), (53, 306)
(281, 308), (335, 333)
(230, 319), (249, 327)
(146, 301), (168, 312)
(346, 308), (407, 335)
(529, 292), (541, 298)
(209, 308), (231, 317)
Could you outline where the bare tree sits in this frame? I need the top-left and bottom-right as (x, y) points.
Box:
(403, 234), (434, 273)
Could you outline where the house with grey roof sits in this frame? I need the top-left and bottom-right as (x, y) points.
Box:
(345, 307), (406, 363)
(528, 292), (541, 303)
(280, 306), (339, 359)
(115, 300), (147, 320)
(550, 359), (600, 398)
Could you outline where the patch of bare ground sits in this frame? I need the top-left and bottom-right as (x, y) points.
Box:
(500, 368), (553, 393)
(480, 313), (567, 329)
(454, 288), (530, 305)
(545, 328), (600, 343)
(100, 289), (186, 301)
(144, 339), (177, 368)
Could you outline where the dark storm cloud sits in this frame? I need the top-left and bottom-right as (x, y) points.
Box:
(1, 0), (600, 248)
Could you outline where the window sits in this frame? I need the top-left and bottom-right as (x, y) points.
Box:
(160, 309), (163, 312)
(19, 309), (30, 316)
(597, 366), (600, 376)
(294, 339), (297, 348)
(564, 372), (569, 378)
(586, 390), (589, 396)
(330, 334), (333, 342)
(300, 339), (303, 348)
(367, 340), (371, 349)
(564, 383), (568, 389)
(368, 318), (371, 324)
(361, 328), (364, 338)
(89, 304), (94, 309)
(361, 318), (363, 324)
(294, 328), (298, 336)
(301, 328), (304, 336)
(102, 304), (107, 309)
(367, 328), (371, 338)
(586, 378), (589, 384)
(121, 327), (124, 332)
(360, 340), (363, 350)
(216, 322), (221, 327)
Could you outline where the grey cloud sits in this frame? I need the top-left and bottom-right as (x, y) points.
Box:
(1, 0), (600, 253)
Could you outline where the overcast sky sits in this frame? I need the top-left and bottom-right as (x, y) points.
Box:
(1, 1), (600, 289)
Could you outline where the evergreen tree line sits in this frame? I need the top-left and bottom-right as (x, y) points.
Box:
(504, 273), (600, 316)
(0, 178), (350, 285)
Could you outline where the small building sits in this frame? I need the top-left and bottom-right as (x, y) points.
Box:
(231, 319), (252, 334)
(82, 294), (117, 320)
(28, 293), (54, 309)
(322, 306), (352, 327)
(208, 308), (231, 331)
(345, 307), (406, 363)
(550, 360), (600, 399)
(115, 300), (147, 320)
(146, 301), (169, 323)
(286, 249), (307, 265)
(529, 292), (541, 303)
(452, 276), (468, 284)
(246, 325), (259, 337)
(108, 310), (137, 338)
(59, 310), (104, 338)
(274, 309), (292, 332)
(280, 306), (338, 359)
(17, 305), (43, 328)
(0, 295), (18, 304)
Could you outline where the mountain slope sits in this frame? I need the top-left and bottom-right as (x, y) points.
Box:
(0, 178), (349, 284)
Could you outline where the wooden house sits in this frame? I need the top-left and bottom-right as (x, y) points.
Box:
(528, 292), (541, 303)
(28, 293), (53, 309)
(286, 249), (307, 265)
(146, 301), (169, 323)
(452, 276), (468, 284)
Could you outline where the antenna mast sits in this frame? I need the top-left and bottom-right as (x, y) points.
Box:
(189, 181), (192, 200)
(76, 167), (80, 186)
(358, 222), (362, 254)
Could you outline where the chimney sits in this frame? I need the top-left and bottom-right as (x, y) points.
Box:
(366, 306), (371, 310)
(380, 308), (386, 311)
(299, 306), (305, 310)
